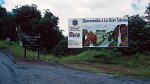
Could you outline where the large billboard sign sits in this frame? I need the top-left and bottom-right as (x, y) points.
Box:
(68, 17), (128, 48)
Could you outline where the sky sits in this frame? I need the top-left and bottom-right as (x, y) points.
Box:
(0, 0), (150, 36)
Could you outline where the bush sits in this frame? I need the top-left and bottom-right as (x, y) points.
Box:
(61, 49), (122, 64)
(51, 37), (83, 56)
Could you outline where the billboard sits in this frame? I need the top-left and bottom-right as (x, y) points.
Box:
(68, 17), (128, 48)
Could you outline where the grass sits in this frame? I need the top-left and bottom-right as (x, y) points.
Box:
(60, 50), (150, 78)
(0, 40), (59, 62)
(0, 40), (150, 78)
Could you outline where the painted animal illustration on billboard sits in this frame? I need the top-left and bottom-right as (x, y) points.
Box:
(82, 29), (97, 46)
(108, 24), (128, 47)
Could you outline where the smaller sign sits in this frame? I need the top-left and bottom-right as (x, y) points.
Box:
(68, 19), (82, 48)
(23, 36), (40, 47)
(23, 35), (41, 59)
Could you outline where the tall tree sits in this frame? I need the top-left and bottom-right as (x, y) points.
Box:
(0, 5), (16, 40)
(39, 9), (63, 49)
(144, 3), (150, 51)
(121, 15), (150, 54)
(0, 5), (7, 39)
(13, 5), (63, 50)
(13, 4), (41, 34)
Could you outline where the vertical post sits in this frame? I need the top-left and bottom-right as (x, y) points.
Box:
(37, 38), (40, 59)
(38, 47), (39, 59)
(24, 46), (26, 58)
(88, 49), (91, 64)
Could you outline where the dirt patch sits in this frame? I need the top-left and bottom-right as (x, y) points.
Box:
(16, 59), (48, 64)
(92, 64), (135, 73)
(14, 57), (149, 78)
(64, 63), (138, 76)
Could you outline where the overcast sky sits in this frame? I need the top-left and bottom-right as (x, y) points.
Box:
(0, 0), (149, 36)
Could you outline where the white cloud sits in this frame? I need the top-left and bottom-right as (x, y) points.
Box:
(2, 0), (150, 36)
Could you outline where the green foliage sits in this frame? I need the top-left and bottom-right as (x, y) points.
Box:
(0, 4), (64, 52)
(0, 40), (59, 61)
(0, 5), (16, 40)
(51, 37), (82, 56)
(120, 15), (150, 55)
(13, 4), (41, 33)
(60, 49), (150, 68)
(39, 9), (63, 49)
(0, 40), (24, 57)
(41, 54), (60, 63)
(0, 40), (149, 78)
(1, 4), (150, 55)
(12, 5), (63, 49)
(60, 49), (121, 64)
(13, 4), (41, 23)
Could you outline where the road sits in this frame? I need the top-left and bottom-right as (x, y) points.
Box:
(0, 51), (150, 84)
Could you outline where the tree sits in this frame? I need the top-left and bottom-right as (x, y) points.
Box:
(144, 3), (150, 51)
(13, 5), (63, 50)
(121, 15), (150, 55)
(13, 4), (41, 34)
(0, 5), (7, 39)
(51, 37), (82, 56)
(0, 5), (16, 40)
(39, 9), (63, 49)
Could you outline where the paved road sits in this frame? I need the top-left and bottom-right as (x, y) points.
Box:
(0, 52), (150, 84)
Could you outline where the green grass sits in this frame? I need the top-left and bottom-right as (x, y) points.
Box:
(63, 50), (150, 67)
(60, 49), (150, 78)
(0, 40), (59, 61)
(0, 40), (150, 78)
(61, 49), (122, 63)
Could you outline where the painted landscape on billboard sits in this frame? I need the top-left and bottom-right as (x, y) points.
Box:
(82, 23), (128, 47)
